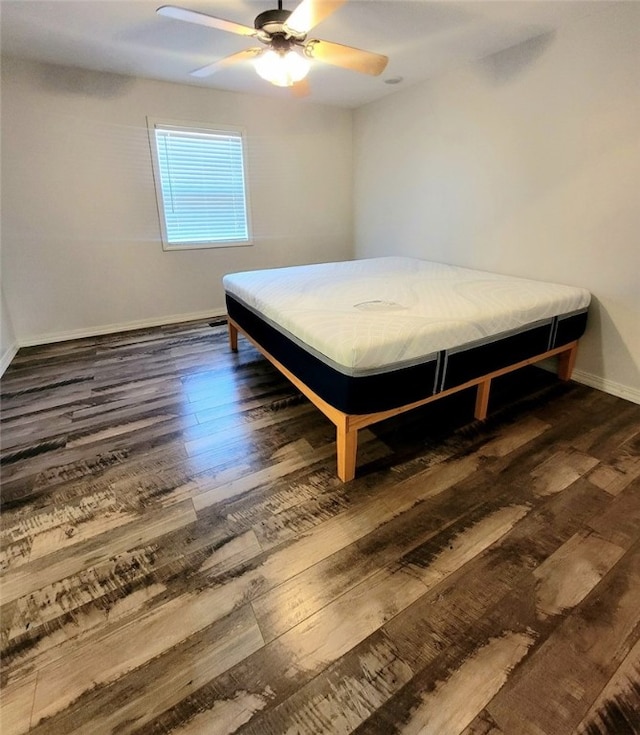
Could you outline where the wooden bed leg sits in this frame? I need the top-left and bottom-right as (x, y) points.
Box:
(228, 320), (238, 352)
(557, 342), (578, 381)
(475, 378), (491, 421)
(336, 420), (358, 483)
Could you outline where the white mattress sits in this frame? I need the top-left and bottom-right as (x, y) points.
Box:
(223, 257), (590, 376)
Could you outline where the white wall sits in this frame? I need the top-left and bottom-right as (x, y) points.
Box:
(1, 57), (352, 344)
(354, 3), (640, 401)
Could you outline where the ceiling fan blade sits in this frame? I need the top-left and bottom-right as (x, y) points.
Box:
(305, 39), (388, 76)
(190, 48), (263, 78)
(284, 0), (346, 35)
(157, 5), (257, 37)
(291, 78), (310, 97)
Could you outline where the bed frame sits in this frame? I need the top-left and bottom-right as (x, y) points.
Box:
(227, 317), (579, 482)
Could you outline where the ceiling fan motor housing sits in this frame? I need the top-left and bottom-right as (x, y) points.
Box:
(254, 8), (291, 33)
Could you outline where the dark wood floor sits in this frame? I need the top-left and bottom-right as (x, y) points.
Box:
(1, 319), (639, 735)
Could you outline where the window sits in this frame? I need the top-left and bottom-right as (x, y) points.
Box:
(148, 119), (251, 250)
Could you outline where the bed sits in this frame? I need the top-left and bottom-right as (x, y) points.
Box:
(223, 257), (590, 481)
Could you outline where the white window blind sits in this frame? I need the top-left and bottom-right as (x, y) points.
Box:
(149, 121), (251, 250)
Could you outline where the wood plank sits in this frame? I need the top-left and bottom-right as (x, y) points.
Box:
(533, 530), (626, 619)
(574, 637), (640, 734)
(1, 514), (249, 676)
(530, 448), (599, 497)
(2, 452), (430, 722)
(28, 604), (264, 735)
(353, 480), (612, 734)
(394, 631), (536, 735)
(155, 489), (545, 733)
(28, 581), (259, 725)
(586, 478), (640, 549)
(230, 634), (415, 735)
(1, 500), (197, 604)
(252, 479), (526, 643)
(460, 711), (506, 735)
(486, 542), (640, 734)
(0, 669), (37, 735)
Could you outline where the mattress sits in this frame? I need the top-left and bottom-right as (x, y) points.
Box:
(224, 257), (589, 372)
(224, 257), (589, 414)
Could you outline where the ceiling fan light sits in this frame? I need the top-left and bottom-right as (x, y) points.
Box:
(254, 49), (310, 87)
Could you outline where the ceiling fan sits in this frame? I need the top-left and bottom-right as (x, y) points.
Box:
(156, 0), (388, 91)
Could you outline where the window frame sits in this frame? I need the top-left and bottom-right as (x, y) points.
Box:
(147, 117), (253, 251)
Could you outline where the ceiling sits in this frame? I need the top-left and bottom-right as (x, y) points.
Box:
(0, 0), (603, 108)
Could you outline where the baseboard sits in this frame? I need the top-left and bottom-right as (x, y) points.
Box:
(17, 309), (227, 348)
(570, 368), (640, 405)
(1, 342), (19, 377)
(538, 361), (640, 405)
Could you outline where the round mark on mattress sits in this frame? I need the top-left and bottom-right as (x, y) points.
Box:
(354, 300), (408, 312)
